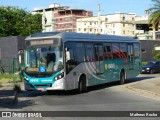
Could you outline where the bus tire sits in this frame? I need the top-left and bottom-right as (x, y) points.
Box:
(78, 76), (87, 93)
(47, 90), (52, 94)
(120, 71), (125, 85)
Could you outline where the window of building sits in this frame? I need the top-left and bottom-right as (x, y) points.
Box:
(123, 24), (125, 27)
(122, 16), (125, 21)
(123, 30), (125, 34)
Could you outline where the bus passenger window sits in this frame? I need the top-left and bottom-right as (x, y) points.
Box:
(128, 45), (134, 58)
(103, 44), (112, 60)
(112, 43), (121, 59)
(94, 45), (103, 61)
(65, 42), (76, 74)
(86, 43), (94, 61)
(120, 43), (127, 59)
(134, 43), (140, 58)
(75, 43), (85, 63)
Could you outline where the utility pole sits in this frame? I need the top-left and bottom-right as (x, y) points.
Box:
(97, 3), (101, 35)
(42, 9), (46, 32)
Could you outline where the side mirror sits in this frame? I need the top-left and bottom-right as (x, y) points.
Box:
(18, 50), (24, 64)
(66, 51), (71, 61)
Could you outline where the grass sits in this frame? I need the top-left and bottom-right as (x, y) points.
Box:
(0, 74), (20, 87)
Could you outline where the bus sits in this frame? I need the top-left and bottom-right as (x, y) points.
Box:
(22, 32), (141, 93)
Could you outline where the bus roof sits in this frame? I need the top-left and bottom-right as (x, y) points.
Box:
(25, 32), (139, 43)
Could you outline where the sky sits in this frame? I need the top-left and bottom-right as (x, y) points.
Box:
(0, 0), (153, 16)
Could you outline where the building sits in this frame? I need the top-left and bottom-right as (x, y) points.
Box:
(33, 3), (93, 32)
(77, 13), (136, 36)
(77, 12), (154, 39)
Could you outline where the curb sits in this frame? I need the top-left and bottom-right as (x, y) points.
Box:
(123, 82), (160, 100)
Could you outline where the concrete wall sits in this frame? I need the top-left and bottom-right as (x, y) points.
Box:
(140, 40), (160, 62)
(0, 36), (25, 59)
(0, 36), (25, 72)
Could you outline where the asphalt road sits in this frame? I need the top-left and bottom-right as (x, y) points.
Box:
(1, 74), (160, 120)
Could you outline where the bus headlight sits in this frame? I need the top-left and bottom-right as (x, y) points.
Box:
(55, 72), (64, 81)
(24, 76), (29, 81)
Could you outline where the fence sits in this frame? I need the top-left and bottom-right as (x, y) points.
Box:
(0, 58), (19, 74)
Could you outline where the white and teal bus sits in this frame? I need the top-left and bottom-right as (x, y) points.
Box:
(23, 32), (141, 93)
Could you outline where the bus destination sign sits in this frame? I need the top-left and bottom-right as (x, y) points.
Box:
(30, 40), (53, 46)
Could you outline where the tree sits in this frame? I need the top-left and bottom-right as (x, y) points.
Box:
(0, 6), (42, 37)
(147, 0), (160, 40)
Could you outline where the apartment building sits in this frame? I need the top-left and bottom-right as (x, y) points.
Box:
(33, 3), (93, 32)
(77, 13), (138, 37)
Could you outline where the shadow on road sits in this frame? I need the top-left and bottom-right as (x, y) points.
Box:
(0, 97), (35, 109)
(125, 76), (154, 84)
(20, 75), (156, 96)
(0, 74), (157, 107)
(0, 90), (36, 109)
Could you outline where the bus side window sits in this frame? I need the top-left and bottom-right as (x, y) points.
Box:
(65, 42), (76, 74)
(94, 45), (103, 61)
(75, 43), (85, 63)
(112, 43), (121, 59)
(120, 43), (127, 59)
(128, 44), (134, 58)
(86, 43), (94, 61)
(103, 43), (112, 60)
(134, 43), (140, 58)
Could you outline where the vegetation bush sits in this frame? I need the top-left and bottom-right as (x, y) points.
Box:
(142, 62), (147, 66)
(0, 74), (20, 87)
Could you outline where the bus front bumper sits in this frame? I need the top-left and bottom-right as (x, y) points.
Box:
(24, 78), (65, 91)
(46, 78), (65, 90)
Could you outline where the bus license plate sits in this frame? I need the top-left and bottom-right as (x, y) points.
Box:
(38, 87), (45, 91)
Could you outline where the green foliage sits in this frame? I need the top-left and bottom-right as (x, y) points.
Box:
(142, 62), (147, 66)
(0, 74), (20, 83)
(148, 0), (160, 29)
(153, 44), (160, 60)
(0, 6), (42, 37)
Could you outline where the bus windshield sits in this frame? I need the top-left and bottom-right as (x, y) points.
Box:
(26, 46), (63, 73)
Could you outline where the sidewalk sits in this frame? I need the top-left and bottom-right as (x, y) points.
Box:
(124, 76), (160, 100)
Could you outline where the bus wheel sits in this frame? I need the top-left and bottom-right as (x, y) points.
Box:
(120, 71), (125, 85)
(47, 90), (52, 95)
(78, 76), (87, 93)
